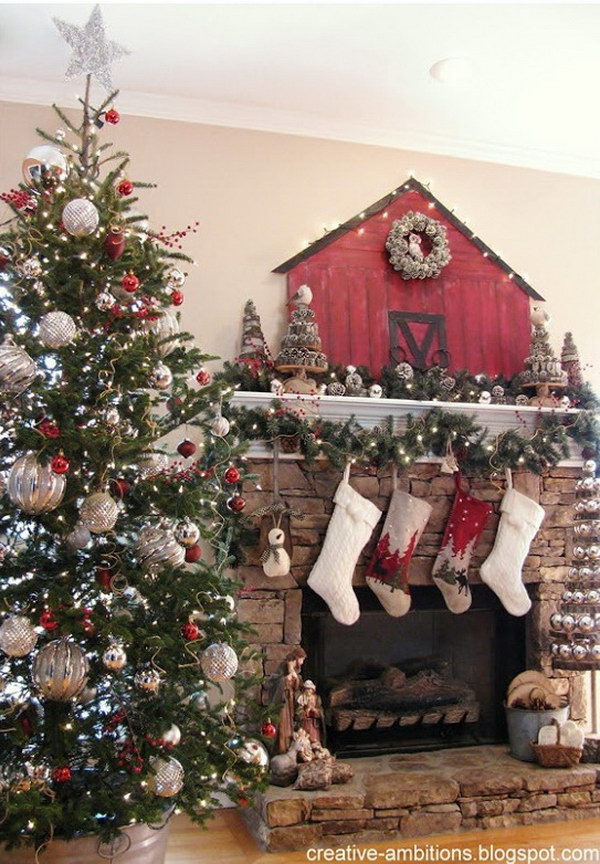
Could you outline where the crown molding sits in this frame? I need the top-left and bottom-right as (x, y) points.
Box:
(2, 76), (600, 180)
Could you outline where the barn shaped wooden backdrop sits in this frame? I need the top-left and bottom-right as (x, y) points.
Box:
(274, 178), (543, 378)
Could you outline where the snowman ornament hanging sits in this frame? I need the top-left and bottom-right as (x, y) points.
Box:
(261, 527), (291, 578)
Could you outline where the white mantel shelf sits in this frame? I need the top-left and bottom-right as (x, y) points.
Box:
(231, 392), (584, 466)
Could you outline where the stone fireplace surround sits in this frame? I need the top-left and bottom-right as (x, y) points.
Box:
(232, 399), (598, 850)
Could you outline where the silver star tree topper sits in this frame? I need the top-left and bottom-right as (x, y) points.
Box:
(53, 4), (130, 91)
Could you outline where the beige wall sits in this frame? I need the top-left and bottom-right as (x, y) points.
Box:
(2, 100), (599, 392)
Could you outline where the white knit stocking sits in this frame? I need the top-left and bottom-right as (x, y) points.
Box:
(480, 483), (544, 617)
(366, 486), (432, 617)
(307, 464), (382, 625)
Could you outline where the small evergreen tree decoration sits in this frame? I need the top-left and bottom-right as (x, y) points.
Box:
(237, 299), (270, 371)
(0, 8), (261, 853)
(561, 331), (584, 388)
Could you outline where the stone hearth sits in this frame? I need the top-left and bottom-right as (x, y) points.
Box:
(244, 746), (600, 851)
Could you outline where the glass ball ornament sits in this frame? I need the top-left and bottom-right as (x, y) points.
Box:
(201, 643), (238, 682)
(588, 545), (600, 560)
(583, 460), (597, 476)
(134, 668), (162, 693)
(151, 362), (173, 390)
(572, 643), (588, 661)
(211, 415), (230, 437)
(550, 643), (559, 656)
(144, 310), (180, 357)
(186, 690), (209, 711)
(550, 613), (563, 630)
(138, 451), (169, 479)
(238, 739), (269, 769)
(38, 311), (77, 349)
(558, 643), (573, 659)
(149, 756), (184, 797)
(62, 198), (99, 237)
(573, 546), (587, 560)
(578, 615), (595, 632)
(79, 491), (119, 533)
(175, 518), (200, 548)
(562, 590), (573, 603)
(586, 589), (600, 603)
(135, 526), (186, 570)
(32, 639), (89, 701)
(572, 591), (585, 604)
(20, 256), (43, 278)
(103, 644), (127, 671)
(0, 615), (38, 657)
(22, 145), (68, 185)
(95, 291), (114, 311)
(561, 614), (576, 632)
(162, 724), (181, 746)
(66, 523), (92, 550)
(590, 643), (600, 662)
(8, 452), (66, 514)
(165, 267), (186, 288)
(104, 407), (120, 427)
(0, 336), (36, 394)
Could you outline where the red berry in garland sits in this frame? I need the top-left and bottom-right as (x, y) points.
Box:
(52, 766), (72, 783)
(105, 108), (120, 125)
(177, 439), (197, 458)
(181, 621), (201, 640)
(104, 227), (125, 260)
(227, 495), (246, 513)
(261, 720), (277, 739)
(171, 290), (184, 306)
(39, 610), (58, 631)
(184, 544), (202, 563)
(117, 178), (134, 196)
(224, 466), (241, 485)
(51, 453), (69, 474)
(121, 272), (140, 293)
(195, 369), (211, 386)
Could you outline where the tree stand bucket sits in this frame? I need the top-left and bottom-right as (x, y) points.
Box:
(505, 704), (570, 762)
(5, 821), (171, 864)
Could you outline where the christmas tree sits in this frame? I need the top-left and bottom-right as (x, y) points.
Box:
(561, 331), (584, 388)
(0, 8), (263, 853)
(236, 299), (270, 371)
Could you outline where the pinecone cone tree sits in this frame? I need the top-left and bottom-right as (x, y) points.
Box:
(561, 331), (584, 388)
(237, 299), (270, 370)
(0, 79), (263, 851)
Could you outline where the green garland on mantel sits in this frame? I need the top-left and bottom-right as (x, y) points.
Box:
(226, 401), (600, 476)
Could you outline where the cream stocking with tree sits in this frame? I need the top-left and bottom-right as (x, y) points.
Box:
(432, 474), (492, 614)
(366, 474), (432, 617)
(308, 464), (382, 626)
(480, 473), (544, 616)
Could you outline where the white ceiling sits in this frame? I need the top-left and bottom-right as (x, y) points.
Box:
(1, 2), (600, 178)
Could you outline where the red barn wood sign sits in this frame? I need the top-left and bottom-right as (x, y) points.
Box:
(274, 178), (543, 378)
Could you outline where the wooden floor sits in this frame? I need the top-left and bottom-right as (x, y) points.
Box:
(165, 811), (600, 863)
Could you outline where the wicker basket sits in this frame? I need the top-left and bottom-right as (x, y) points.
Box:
(530, 718), (583, 768)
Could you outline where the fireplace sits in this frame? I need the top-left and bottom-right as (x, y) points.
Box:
(301, 584), (526, 756)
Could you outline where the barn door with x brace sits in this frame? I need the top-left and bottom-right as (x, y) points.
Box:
(388, 311), (449, 370)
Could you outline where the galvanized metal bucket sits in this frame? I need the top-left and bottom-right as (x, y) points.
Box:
(3, 821), (171, 864)
(505, 704), (570, 762)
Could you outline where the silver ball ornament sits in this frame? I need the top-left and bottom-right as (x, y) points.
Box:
(62, 198), (99, 237)
(558, 643), (573, 659)
(0, 615), (38, 657)
(66, 524), (92, 550)
(175, 519), (200, 548)
(95, 292), (114, 311)
(201, 643), (238, 682)
(8, 452), (66, 514)
(104, 407), (120, 427)
(144, 310), (180, 357)
(138, 452), (169, 479)
(238, 739), (269, 769)
(151, 362), (173, 390)
(20, 256), (43, 278)
(583, 460), (597, 476)
(572, 591), (585, 604)
(561, 614), (576, 632)
(149, 756), (184, 797)
(79, 492), (119, 533)
(578, 615), (595, 632)
(22, 145), (68, 185)
(0, 336), (36, 394)
(134, 668), (162, 693)
(135, 526), (186, 570)
(103, 644), (127, 671)
(590, 643), (600, 661)
(38, 311), (77, 348)
(211, 415), (230, 437)
(165, 267), (186, 288)
(572, 644), (588, 660)
(586, 589), (600, 603)
(550, 613), (563, 630)
(162, 724), (181, 746)
(562, 590), (573, 603)
(32, 639), (89, 701)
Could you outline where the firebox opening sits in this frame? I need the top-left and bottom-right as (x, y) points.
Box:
(301, 585), (526, 757)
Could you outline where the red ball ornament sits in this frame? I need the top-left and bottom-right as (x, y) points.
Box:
(261, 720), (277, 739)
(195, 369), (211, 386)
(104, 227), (125, 260)
(51, 453), (69, 474)
(224, 466), (241, 485)
(181, 621), (201, 640)
(40, 610), (58, 631)
(105, 108), (121, 125)
(39, 419), (60, 438)
(177, 439), (197, 458)
(171, 290), (184, 307)
(184, 544), (202, 563)
(117, 179), (134, 197)
(121, 273), (140, 293)
(52, 766), (72, 783)
(111, 478), (131, 498)
(97, 568), (114, 591)
(227, 495), (246, 513)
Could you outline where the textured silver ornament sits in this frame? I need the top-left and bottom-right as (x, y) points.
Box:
(32, 638), (89, 701)
(0, 615), (38, 657)
(187, 690), (209, 710)
(211, 415), (230, 437)
(149, 756), (184, 797)
(0, 336), (36, 394)
(175, 519), (200, 548)
(572, 644), (588, 661)
(20, 256), (43, 277)
(62, 198), (99, 237)
(95, 291), (114, 311)
(238, 739), (269, 768)
(162, 724), (181, 746)
(22, 146), (68, 186)
(66, 523), (92, 550)
(134, 667), (162, 692)
(135, 526), (186, 570)
(165, 267), (186, 288)
(200, 643), (238, 682)
(144, 310), (180, 357)
(79, 491), (119, 533)
(8, 452), (66, 514)
(138, 451), (169, 479)
(38, 311), (77, 348)
(102, 644), (127, 671)
(53, 5), (130, 92)
(151, 362), (173, 390)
